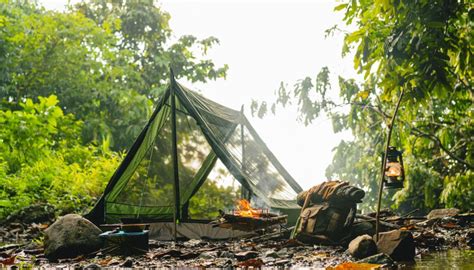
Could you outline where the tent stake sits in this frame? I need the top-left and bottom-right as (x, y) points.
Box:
(170, 69), (180, 241)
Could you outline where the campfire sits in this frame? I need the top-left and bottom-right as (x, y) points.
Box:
(212, 199), (287, 231)
(233, 199), (268, 218)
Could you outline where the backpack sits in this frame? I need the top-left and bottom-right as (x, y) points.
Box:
(295, 201), (356, 244)
(293, 181), (363, 244)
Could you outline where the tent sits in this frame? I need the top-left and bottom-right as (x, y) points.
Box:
(86, 73), (303, 234)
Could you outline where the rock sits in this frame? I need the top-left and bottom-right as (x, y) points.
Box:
(276, 248), (289, 258)
(275, 259), (291, 265)
(199, 251), (218, 259)
(83, 263), (101, 270)
(264, 249), (279, 258)
(235, 251), (258, 261)
(219, 251), (234, 258)
(120, 258), (133, 268)
(376, 230), (415, 261)
(467, 229), (474, 248)
(348, 234), (377, 259)
(427, 208), (460, 220)
(356, 253), (394, 265)
(262, 256), (276, 264)
(183, 239), (202, 247)
(44, 214), (103, 260)
(70, 263), (82, 269)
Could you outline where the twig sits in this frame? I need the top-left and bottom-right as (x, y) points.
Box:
(250, 226), (295, 242)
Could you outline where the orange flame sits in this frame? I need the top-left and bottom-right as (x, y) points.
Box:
(234, 199), (261, 218)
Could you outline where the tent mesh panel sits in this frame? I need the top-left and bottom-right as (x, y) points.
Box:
(87, 82), (302, 224)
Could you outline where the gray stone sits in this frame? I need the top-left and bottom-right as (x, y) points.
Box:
(262, 256), (276, 264)
(427, 208), (460, 220)
(235, 251), (258, 261)
(219, 251), (234, 258)
(264, 249), (279, 258)
(83, 263), (101, 270)
(199, 251), (218, 259)
(348, 234), (377, 259)
(276, 248), (289, 258)
(183, 239), (202, 247)
(376, 229), (415, 261)
(44, 214), (103, 260)
(357, 253), (394, 265)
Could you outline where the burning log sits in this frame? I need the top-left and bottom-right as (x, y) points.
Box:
(214, 213), (287, 231)
(211, 199), (287, 231)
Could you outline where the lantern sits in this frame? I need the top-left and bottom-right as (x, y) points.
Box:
(383, 146), (405, 189)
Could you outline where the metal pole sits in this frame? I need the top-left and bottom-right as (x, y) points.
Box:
(375, 89), (405, 241)
(240, 106), (247, 199)
(170, 70), (180, 241)
(240, 105), (252, 200)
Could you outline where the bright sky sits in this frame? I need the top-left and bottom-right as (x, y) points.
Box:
(42, 0), (356, 190)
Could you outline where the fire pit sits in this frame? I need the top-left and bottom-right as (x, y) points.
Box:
(212, 199), (287, 231)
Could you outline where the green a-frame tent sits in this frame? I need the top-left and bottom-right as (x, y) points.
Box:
(86, 74), (303, 227)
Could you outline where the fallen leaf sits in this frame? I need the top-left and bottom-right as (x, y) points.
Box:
(238, 258), (264, 267)
(440, 222), (459, 229)
(152, 249), (181, 259)
(401, 225), (416, 230)
(98, 257), (112, 266)
(0, 256), (15, 265)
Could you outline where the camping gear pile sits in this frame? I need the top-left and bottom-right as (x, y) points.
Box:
(292, 180), (365, 245)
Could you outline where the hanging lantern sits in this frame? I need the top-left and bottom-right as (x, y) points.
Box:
(384, 146), (405, 189)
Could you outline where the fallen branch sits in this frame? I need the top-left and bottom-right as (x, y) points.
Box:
(356, 214), (401, 229)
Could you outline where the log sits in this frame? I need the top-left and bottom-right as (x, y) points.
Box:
(212, 213), (287, 231)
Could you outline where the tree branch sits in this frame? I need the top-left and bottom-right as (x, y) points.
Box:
(410, 127), (473, 170)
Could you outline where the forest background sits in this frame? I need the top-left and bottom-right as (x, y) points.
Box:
(0, 0), (472, 220)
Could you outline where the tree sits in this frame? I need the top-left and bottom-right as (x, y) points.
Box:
(0, 0), (235, 219)
(252, 0), (473, 212)
(0, 0), (228, 149)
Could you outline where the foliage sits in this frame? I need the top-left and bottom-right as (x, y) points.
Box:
(189, 180), (238, 219)
(0, 1), (236, 219)
(0, 96), (121, 218)
(0, 0), (228, 150)
(253, 1), (473, 212)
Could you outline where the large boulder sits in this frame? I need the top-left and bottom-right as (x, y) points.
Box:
(376, 230), (415, 261)
(427, 208), (459, 220)
(348, 234), (377, 259)
(44, 214), (103, 260)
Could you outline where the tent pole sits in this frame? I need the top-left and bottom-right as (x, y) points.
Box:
(170, 69), (180, 241)
(240, 105), (251, 201)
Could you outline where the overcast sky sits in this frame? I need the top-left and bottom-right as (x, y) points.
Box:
(41, 0), (357, 190)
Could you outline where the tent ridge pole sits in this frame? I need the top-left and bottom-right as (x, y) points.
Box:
(170, 68), (180, 241)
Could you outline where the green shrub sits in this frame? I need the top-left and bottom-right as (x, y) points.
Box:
(0, 96), (121, 219)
